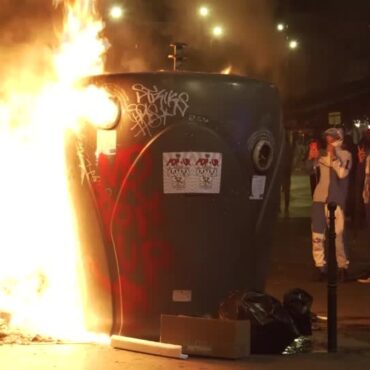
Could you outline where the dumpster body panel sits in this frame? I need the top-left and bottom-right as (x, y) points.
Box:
(75, 72), (283, 338)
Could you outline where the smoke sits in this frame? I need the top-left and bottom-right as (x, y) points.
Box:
(100, 0), (285, 84)
(218, 0), (285, 80)
(100, 0), (171, 72)
(0, 1), (61, 98)
(0, 1), (286, 85)
(166, 0), (286, 80)
(0, 1), (58, 47)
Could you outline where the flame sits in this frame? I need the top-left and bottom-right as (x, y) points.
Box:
(221, 65), (232, 75)
(0, 0), (114, 341)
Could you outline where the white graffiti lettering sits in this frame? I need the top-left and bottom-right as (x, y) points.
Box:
(126, 84), (190, 137)
(76, 140), (100, 184)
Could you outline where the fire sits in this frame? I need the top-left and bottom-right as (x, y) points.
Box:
(0, 0), (114, 341)
(221, 65), (232, 75)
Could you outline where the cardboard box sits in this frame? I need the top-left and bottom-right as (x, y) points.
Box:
(160, 315), (250, 359)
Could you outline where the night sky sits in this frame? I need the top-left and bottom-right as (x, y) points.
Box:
(0, 1), (369, 100)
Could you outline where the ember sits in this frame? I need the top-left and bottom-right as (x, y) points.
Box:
(221, 65), (232, 74)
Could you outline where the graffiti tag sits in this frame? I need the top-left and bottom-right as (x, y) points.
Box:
(76, 140), (100, 184)
(126, 84), (190, 137)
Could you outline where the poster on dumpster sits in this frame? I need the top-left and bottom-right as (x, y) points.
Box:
(163, 152), (222, 194)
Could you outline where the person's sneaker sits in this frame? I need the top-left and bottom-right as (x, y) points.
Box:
(313, 267), (327, 282)
(338, 268), (348, 283)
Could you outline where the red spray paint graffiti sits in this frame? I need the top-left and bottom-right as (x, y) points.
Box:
(86, 143), (172, 324)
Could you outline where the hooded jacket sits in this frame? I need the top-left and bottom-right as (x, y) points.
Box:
(312, 140), (352, 208)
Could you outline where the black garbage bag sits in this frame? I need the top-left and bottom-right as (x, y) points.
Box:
(219, 291), (299, 354)
(283, 289), (313, 336)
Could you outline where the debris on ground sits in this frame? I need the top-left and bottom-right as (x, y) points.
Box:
(219, 290), (315, 355)
(0, 312), (59, 345)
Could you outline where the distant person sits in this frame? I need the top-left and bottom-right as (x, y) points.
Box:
(357, 148), (370, 283)
(281, 133), (294, 217)
(342, 134), (357, 222)
(361, 148), (370, 232)
(354, 129), (370, 230)
(306, 139), (321, 196)
(308, 128), (352, 282)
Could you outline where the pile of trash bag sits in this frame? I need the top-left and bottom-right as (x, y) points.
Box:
(219, 289), (313, 354)
(283, 288), (313, 336)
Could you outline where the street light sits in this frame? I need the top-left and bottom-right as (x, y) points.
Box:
(212, 25), (223, 38)
(199, 6), (209, 18)
(277, 23), (286, 32)
(289, 39), (299, 50)
(109, 5), (124, 20)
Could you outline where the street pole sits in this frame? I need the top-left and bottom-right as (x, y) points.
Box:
(327, 202), (338, 353)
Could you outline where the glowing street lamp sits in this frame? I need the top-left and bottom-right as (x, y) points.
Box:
(289, 39), (299, 50)
(199, 6), (209, 18)
(109, 5), (124, 20)
(277, 23), (286, 32)
(212, 25), (224, 38)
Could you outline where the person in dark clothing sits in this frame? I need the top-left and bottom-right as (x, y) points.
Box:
(356, 129), (370, 283)
(306, 139), (321, 197)
(281, 134), (294, 216)
(354, 129), (370, 230)
(342, 134), (358, 222)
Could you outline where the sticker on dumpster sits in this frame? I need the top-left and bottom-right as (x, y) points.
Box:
(249, 175), (267, 200)
(163, 152), (222, 194)
(172, 290), (192, 302)
(96, 129), (117, 156)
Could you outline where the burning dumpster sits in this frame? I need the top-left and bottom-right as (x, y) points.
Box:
(72, 71), (283, 339)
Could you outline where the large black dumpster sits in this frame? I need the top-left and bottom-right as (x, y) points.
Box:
(71, 72), (283, 339)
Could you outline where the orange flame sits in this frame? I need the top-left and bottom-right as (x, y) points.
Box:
(0, 0), (114, 341)
(221, 65), (232, 75)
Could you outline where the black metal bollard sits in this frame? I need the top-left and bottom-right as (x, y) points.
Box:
(327, 202), (337, 353)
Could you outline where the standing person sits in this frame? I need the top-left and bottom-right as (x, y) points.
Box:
(354, 129), (370, 229)
(306, 139), (321, 197)
(342, 134), (357, 223)
(361, 150), (370, 234)
(357, 146), (370, 284)
(281, 133), (294, 217)
(357, 150), (370, 283)
(309, 128), (352, 281)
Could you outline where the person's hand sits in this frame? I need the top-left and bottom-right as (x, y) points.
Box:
(358, 146), (366, 163)
(308, 142), (319, 160)
(327, 144), (335, 156)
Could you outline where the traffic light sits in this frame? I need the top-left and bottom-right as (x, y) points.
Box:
(168, 43), (188, 71)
